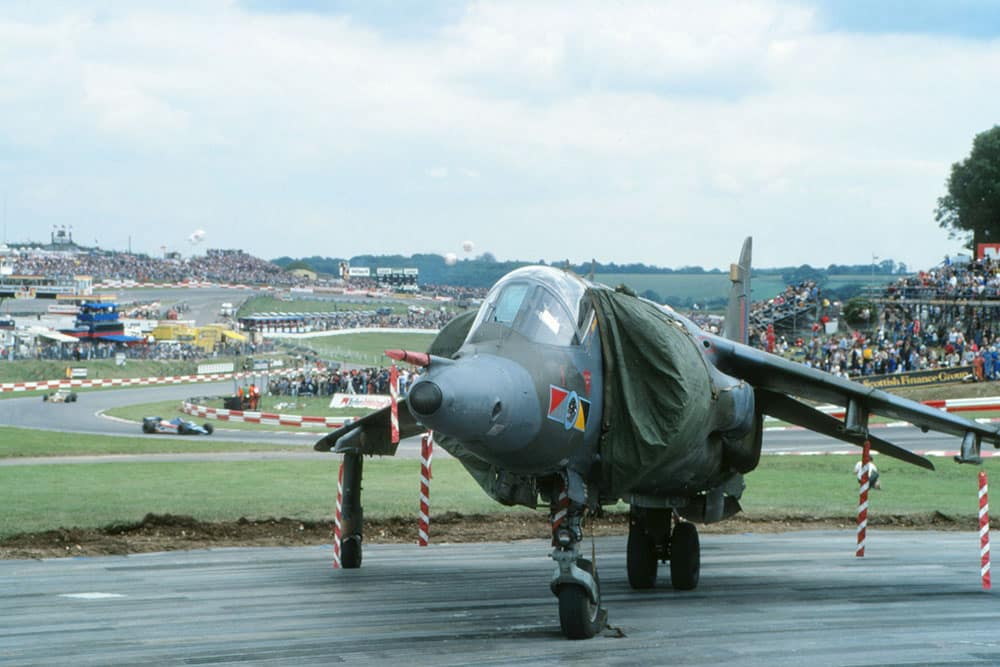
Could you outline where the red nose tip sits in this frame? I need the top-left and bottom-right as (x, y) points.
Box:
(385, 349), (431, 367)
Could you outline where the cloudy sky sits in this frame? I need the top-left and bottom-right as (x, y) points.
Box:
(1, 1), (998, 269)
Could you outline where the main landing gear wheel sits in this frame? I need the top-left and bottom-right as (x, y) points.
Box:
(670, 521), (700, 591)
(627, 517), (658, 590)
(558, 558), (604, 640)
(340, 536), (362, 569)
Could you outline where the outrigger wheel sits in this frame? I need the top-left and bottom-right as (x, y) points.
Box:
(340, 535), (362, 569)
(338, 451), (365, 570)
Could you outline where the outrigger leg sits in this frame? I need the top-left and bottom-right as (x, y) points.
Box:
(548, 471), (606, 639)
(339, 450), (364, 568)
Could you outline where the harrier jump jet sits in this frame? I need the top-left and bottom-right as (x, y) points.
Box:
(316, 238), (998, 639)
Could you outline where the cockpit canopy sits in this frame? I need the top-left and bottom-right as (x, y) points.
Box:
(465, 266), (595, 347)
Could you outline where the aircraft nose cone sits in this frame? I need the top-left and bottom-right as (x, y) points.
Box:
(406, 354), (541, 466)
(409, 381), (443, 415)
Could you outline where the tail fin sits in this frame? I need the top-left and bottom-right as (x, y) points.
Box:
(723, 237), (752, 345)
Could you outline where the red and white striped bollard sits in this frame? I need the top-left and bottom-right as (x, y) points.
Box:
(332, 461), (344, 569)
(418, 431), (434, 547)
(389, 364), (399, 444)
(980, 470), (991, 590)
(856, 439), (871, 558)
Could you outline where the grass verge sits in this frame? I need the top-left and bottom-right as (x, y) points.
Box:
(237, 296), (421, 317)
(0, 454), (992, 539)
(0, 458), (518, 538)
(286, 332), (438, 366)
(0, 426), (295, 458)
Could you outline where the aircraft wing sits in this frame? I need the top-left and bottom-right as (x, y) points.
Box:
(754, 388), (935, 469)
(711, 336), (1000, 459)
(314, 398), (424, 456)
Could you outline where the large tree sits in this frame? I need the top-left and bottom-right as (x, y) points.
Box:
(936, 125), (1000, 251)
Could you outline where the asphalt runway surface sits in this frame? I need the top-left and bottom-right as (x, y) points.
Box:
(3, 532), (997, 666)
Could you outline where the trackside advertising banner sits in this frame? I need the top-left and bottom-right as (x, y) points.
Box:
(858, 366), (974, 389)
(329, 393), (392, 409)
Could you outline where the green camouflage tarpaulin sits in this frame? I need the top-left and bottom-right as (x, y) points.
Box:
(588, 287), (715, 498)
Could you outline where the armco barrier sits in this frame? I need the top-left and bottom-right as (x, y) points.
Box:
(181, 400), (351, 429)
(94, 280), (272, 291)
(1, 373), (237, 393)
(1, 367), (330, 395)
(792, 397), (1000, 421)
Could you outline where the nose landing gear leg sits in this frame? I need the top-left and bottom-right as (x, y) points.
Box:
(548, 473), (606, 639)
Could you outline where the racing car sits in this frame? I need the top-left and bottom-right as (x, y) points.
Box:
(142, 416), (214, 435)
(43, 388), (78, 403)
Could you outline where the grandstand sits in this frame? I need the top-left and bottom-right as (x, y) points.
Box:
(6, 246), (311, 287)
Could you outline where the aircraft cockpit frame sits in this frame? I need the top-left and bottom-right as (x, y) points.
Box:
(466, 266), (595, 348)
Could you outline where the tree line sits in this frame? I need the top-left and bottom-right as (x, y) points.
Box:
(271, 254), (915, 290)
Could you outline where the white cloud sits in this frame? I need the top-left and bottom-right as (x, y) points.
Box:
(0, 0), (995, 269)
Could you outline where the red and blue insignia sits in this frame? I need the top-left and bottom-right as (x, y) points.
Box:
(548, 384), (590, 432)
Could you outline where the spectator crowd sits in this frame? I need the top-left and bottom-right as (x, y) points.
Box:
(14, 241), (1000, 388)
(8, 248), (313, 287)
(754, 255), (1000, 383)
(264, 365), (416, 398)
(886, 256), (1000, 301)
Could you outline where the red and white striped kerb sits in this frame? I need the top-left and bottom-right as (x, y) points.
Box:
(181, 402), (349, 429)
(1, 372), (235, 394)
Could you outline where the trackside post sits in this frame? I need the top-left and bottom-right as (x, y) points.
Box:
(980, 470), (991, 590)
(418, 431), (434, 547)
(857, 440), (871, 557)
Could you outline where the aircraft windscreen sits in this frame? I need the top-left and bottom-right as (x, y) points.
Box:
(466, 267), (590, 347)
(493, 283), (530, 324)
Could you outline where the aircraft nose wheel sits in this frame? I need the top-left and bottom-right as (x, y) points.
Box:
(557, 558), (605, 639)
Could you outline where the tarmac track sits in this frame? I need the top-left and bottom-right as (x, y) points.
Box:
(0, 381), (438, 463)
(2, 532), (998, 666)
(0, 381), (317, 445)
(0, 380), (976, 466)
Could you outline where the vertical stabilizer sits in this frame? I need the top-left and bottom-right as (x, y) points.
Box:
(723, 237), (752, 345)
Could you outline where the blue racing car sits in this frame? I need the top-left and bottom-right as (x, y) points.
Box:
(142, 416), (214, 435)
